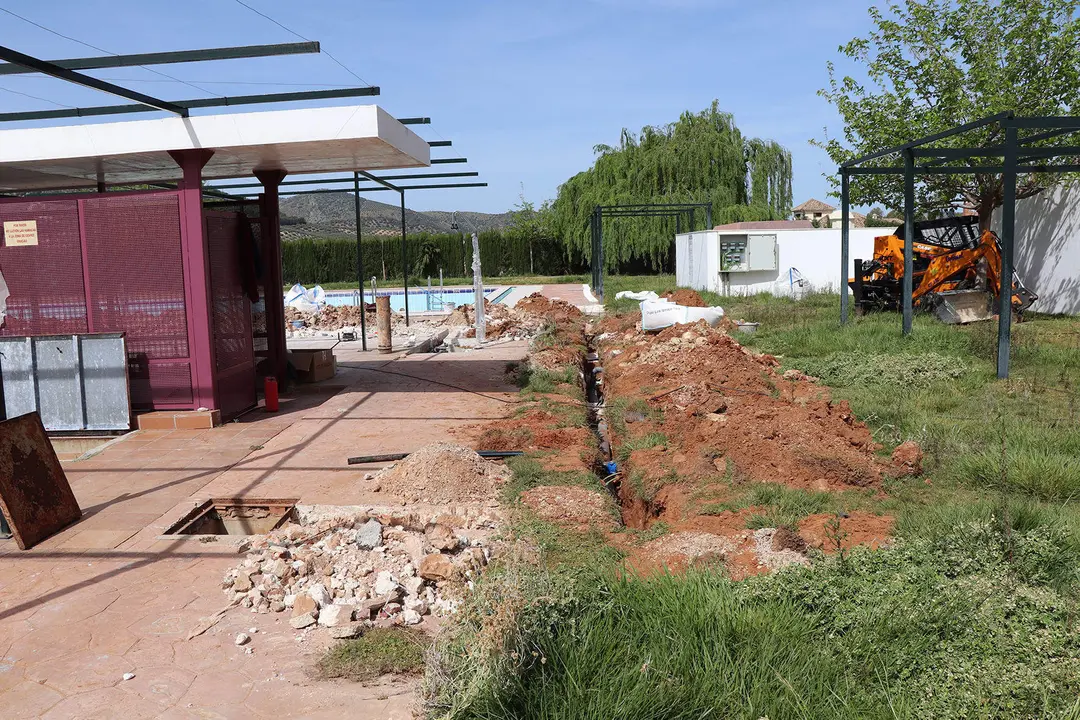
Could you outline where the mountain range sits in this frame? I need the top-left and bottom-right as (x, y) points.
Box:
(278, 192), (514, 240)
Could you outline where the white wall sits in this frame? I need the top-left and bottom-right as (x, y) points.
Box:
(992, 184), (1080, 315)
(675, 228), (886, 297)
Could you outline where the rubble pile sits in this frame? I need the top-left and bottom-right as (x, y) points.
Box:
(284, 305), (378, 332)
(221, 506), (499, 632)
(371, 443), (511, 504)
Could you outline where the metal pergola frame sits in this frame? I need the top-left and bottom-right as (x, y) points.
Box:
(589, 203), (713, 301)
(0, 42), (487, 358)
(840, 111), (1080, 379)
(235, 174), (489, 343)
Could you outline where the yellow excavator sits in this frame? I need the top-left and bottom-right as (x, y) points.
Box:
(850, 215), (1038, 324)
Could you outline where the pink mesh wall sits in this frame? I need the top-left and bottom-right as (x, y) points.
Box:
(0, 199), (88, 336)
(82, 193), (193, 408)
(205, 211), (256, 419)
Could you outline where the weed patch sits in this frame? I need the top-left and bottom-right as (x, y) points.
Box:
(317, 628), (426, 681)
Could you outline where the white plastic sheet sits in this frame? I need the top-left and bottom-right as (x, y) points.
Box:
(285, 283), (327, 314)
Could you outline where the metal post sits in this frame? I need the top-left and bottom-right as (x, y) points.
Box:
(400, 190), (409, 326)
(471, 232), (486, 343)
(998, 124), (1018, 379)
(840, 169), (850, 324)
(353, 173), (367, 351)
(596, 208), (604, 302)
(706, 202), (712, 230)
(902, 149), (915, 336)
(676, 214), (681, 235)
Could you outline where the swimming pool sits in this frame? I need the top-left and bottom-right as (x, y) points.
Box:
(322, 287), (497, 314)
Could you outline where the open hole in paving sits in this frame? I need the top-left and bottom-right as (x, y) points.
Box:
(163, 498), (298, 536)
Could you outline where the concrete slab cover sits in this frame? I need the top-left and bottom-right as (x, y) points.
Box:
(0, 412), (81, 549)
(0, 105), (430, 192)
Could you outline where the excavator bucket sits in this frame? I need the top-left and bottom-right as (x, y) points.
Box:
(931, 290), (994, 324)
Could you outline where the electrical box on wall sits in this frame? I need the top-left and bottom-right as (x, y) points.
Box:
(716, 233), (778, 272)
(745, 234), (778, 271)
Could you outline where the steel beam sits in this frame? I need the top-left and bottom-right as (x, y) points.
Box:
(902, 149), (915, 336)
(842, 112), (1012, 167)
(0, 44), (187, 116)
(431, 158), (467, 164)
(1010, 116), (1080, 129)
(252, 182), (488, 197)
(840, 169), (850, 325)
(354, 172), (368, 351)
(428, 140), (452, 147)
(998, 125), (1018, 379)
(0, 41), (319, 76)
(400, 191), (409, 326)
(209, 171), (478, 191)
(397, 117), (430, 125)
(0, 86), (380, 123)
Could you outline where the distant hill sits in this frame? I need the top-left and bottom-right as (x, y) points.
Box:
(279, 193), (514, 240)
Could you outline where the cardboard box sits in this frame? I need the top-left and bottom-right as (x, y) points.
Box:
(289, 349), (336, 383)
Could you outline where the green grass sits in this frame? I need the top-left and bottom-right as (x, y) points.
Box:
(701, 481), (839, 529)
(317, 628), (427, 681)
(501, 456), (600, 503)
(616, 431), (668, 462)
(427, 516), (1080, 718)
(515, 365), (580, 396)
(425, 286), (1080, 719)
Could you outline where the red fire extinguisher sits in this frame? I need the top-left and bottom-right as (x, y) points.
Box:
(264, 377), (279, 412)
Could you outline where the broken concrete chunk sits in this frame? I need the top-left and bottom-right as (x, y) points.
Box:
(403, 576), (424, 596)
(269, 601), (286, 613)
(291, 594), (318, 618)
(289, 612), (317, 629)
(232, 575), (253, 593)
(331, 623), (365, 639)
(424, 523), (459, 551)
(356, 519), (383, 549)
(373, 571), (398, 597)
(308, 583), (332, 608)
(401, 609), (422, 625)
(419, 553), (456, 582)
(235, 633), (250, 646)
(317, 604), (351, 627)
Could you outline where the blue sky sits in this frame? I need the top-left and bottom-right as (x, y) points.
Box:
(0, 0), (876, 214)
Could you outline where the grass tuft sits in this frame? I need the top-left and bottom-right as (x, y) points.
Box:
(317, 628), (426, 681)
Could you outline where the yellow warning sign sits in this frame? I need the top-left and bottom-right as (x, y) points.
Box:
(3, 220), (38, 247)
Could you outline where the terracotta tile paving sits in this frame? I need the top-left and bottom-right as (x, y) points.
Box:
(0, 342), (526, 718)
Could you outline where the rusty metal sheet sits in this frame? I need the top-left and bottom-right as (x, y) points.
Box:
(0, 412), (81, 549)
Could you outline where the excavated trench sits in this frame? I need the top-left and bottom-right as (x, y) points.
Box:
(581, 328), (656, 530)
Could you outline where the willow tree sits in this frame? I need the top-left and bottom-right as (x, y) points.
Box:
(818, 0), (1080, 229)
(550, 101), (793, 272)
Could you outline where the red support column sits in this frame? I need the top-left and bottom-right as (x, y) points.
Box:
(254, 169), (288, 390)
(169, 149), (217, 411)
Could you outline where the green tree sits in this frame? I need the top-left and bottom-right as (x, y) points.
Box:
(817, 0), (1080, 229)
(550, 101), (792, 272)
(507, 187), (553, 275)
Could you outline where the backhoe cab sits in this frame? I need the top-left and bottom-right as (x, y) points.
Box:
(850, 215), (1037, 324)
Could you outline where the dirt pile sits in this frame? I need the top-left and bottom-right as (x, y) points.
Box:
(285, 305), (376, 331)
(516, 294), (586, 370)
(600, 320), (887, 491)
(661, 289), (707, 307)
(372, 443), (511, 504)
(519, 485), (616, 531)
(221, 508), (498, 631)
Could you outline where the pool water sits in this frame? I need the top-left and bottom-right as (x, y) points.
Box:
(322, 288), (496, 314)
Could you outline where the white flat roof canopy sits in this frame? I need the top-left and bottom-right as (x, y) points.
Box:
(0, 104), (430, 192)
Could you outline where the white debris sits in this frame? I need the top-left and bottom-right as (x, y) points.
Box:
(235, 633), (250, 646)
(220, 507), (499, 633)
(122, 673), (135, 681)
